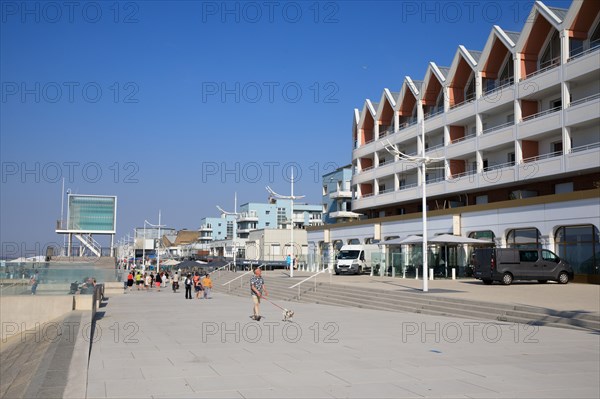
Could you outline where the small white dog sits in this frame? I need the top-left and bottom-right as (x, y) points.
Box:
(282, 309), (294, 322)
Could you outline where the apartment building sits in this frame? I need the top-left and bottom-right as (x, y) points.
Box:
(308, 0), (600, 282)
(322, 165), (361, 224)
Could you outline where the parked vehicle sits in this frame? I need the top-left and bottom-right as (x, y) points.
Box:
(334, 244), (380, 275)
(473, 248), (573, 285)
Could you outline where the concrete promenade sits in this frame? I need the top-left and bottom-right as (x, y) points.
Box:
(84, 283), (600, 399)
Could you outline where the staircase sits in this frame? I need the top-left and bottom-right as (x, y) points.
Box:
(211, 271), (600, 332)
(73, 234), (102, 257)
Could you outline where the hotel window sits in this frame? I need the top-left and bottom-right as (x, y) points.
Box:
(551, 141), (563, 154)
(555, 225), (600, 275)
(465, 73), (476, 102)
(554, 182), (573, 194)
(271, 244), (281, 256)
(590, 22), (600, 49)
(506, 228), (541, 249)
(508, 153), (515, 165)
(539, 30), (560, 69)
(498, 55), (514, 85)
(435, 90), (444, 113)
(550, 98), (561, 110)
(322, 185), (327, 195)
(469, 230), (494, 241)
(506, 114), (514, 123)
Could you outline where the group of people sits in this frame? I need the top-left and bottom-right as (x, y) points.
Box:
(124, 269), (213, 300)
(183, 272), (213, 300)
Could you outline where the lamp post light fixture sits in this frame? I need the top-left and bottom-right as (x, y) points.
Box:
(266, 168), (305, 278)
(385, 128), (444, 292)
(217, 193), (240, 271)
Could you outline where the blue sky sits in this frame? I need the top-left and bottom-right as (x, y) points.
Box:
(0, 0), (572, 255)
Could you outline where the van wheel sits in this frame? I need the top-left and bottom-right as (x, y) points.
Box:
(558, 272), (569, 284)
(502, 273), (513, 285)
(335, 270), (339, 275)
(538, 280), (548, 284)
(482, 279), (493, 285)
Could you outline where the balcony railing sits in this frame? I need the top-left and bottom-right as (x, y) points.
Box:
(482, 121), (514, 134)
(569, 142), (600, 154)
(398, 119), (418, 131)
(568, 39), (600, 62)
(426, 176), (445, 184)
(449, 96), (475, 110)
(483, 161), (515, 171)
(521, 106), (561, 122)
(425, 143), (444, 152)
(360, 165), (374, 173)
(522, 151), (562, 163)
(424, 108), (443, 119)
(448, 169), (477, 180)
(398, 182), (418, 191)
(378, 187), (395, 195)
(522, 57), (560, 80)
(569, 93), (600, 107)
(482, 78), (514, 96)
(450, 132), (476, 144)
(377, 159), (394, 167)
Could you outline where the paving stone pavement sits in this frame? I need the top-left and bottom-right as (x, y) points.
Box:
(82, 286), (600, 399)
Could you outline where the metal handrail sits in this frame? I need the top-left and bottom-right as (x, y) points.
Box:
(569, 93), (600, 107)
(521, 57), (560, 80)
(569, 142), (600, 153)
(221, 269), (254, 292)
(482, 121), (514, 134)
(521, 106), (560, 122)
(213, 262), (233, 277)
(289, 269), (330, 300)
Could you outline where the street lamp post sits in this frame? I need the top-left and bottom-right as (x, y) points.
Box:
(217, 193), (239, 271)
(267, 168), (304, 278)
(385, 122), (443, 292)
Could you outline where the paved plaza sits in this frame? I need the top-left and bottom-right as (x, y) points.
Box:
(85, 285), (600, 399)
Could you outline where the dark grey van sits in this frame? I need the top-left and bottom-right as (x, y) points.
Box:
(473, 248), (574, 285)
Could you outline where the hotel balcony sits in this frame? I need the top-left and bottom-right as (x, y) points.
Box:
(329, 210), (361, 219)
(238, 211), (259, 222)
(479, 81), (515, 113)
(566, 142), (600, 173)
(518, 107), (561, 139)
(479, 123), (515, 151)
(329, 190), (352, 199)
(353, 139), (377, 158)
(446, 99), (476, 125)
(446, 133), (476, 158)
(423, 109), (445, 131)
(199, 224), (212, 232)
(519, 58), (561, 95)
(565, 45), (600, 81)
(518, 152), (563, 180)
(565, 94), (600, 126)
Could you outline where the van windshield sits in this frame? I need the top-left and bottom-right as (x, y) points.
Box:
(337, 250), (360, 260)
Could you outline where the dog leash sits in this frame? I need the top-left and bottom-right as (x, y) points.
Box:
(261, 296), (286, 311)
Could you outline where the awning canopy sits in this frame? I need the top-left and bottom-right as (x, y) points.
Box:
(380, 234), (492, 246)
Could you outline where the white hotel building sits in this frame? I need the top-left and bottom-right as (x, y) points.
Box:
(308, 0), (600, 283)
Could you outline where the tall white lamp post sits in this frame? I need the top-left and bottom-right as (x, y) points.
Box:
(217, 193), (239, 271)
(385, 126), (444, 292)
(266, 168), (304, 278)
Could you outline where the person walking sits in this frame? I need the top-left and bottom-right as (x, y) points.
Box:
(184, 273), (193, 299)
(193, 272), (203, 299)
(155, 272), (162, 292)
(126, 271), (134, 292)
(135, 272), (142, 290)
(202, 273), (213, 299)
(250, 267), (268, 320)
(172, 271), (179, 293)
(30, 272), (39, 295)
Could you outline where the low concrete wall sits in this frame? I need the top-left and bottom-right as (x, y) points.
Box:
(0, 295), (74, 341)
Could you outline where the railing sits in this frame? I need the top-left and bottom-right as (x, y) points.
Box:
(398, 119), (418, 130)
(568, 39), (600, 61)
(448, 169), (477, 180)
(378, 187), (395, 195)
(213, 262), (233, 277)
(569, 93), (600, 107)
(521, 106), (560, 122)
(449, 132), (476, 144)
(482, 79), (514, 96)
(483, 161), (515, 171)
(522, 57), (560, 80)
(361, 192), (375, 198)
(425, 143), (444, 152)
(449, 97), (475, 110)
(377, 159), (393, 167)
(360, 165), (374, 172)
(289, 269), (330, 300)
(426, 176), (445, 184)
(424, 108), (443, 119)
(398, 182), (418, 191)
(522, 151), (562, 163)
(569, 142), (600, 153)
(221, 268), (256, 292)
(482, 121), (514, 134)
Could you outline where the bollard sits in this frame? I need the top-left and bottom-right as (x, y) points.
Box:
(402, 268), (406, 279)
(415, 268), (419, 279)
(452, 268), (456, 280)
(429, 268), (434, 280)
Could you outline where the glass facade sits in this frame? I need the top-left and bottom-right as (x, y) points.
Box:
(68, 195), (116, 232)
(507, 228), (541, 248)
(556, 225), (600, 276)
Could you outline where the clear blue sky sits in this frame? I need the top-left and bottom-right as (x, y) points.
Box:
(0, 0), (572, 255)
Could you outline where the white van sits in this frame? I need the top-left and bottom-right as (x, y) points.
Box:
(334, 244), (380, 275)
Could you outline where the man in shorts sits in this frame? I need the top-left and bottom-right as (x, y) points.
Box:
(193, 272), (203, 299)
(250, 267), (268, 320)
